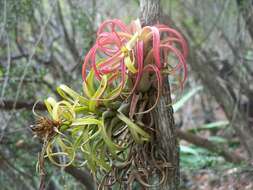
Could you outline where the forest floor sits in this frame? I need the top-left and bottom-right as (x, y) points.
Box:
(181, 167), (253, 190)
(176, 94), (253, 190)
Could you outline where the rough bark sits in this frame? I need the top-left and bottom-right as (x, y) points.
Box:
(140, 0), (161, 26)
(140, 0), (179, 189)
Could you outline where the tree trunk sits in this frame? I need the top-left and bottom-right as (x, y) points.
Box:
(139, 0), (180, 189)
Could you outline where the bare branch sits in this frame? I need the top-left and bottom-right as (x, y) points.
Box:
(176, 129), (245, 164)
(0, 100), (46, 111)
(64, 166), (95, 190)
(57, 1), (79, 61)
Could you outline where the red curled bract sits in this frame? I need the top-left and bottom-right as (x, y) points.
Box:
(82, 19), (188, 110)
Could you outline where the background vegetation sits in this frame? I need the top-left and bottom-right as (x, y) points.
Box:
(0, 0), (253, 189)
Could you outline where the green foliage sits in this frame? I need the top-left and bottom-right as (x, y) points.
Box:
(188, 120), (229, 133)
(35, 82), (150, 172)
(0, 65), (4, 77)
(0, 0), (41, 29)
(180, 145), (222, 169)
(175, 88), (233, 171)
(173, 86), (203, 112)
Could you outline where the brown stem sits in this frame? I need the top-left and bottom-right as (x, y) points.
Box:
(0, 99), (46, 111)
(64, 166), (95, 190)
(176, 129), (244, 164)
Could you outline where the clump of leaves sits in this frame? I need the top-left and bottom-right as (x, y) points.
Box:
(31, 19), (187, 189)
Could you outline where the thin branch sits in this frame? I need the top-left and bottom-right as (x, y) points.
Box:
(0, 150), (34, 180)
(0, 53), (29, 64)
(236, 0), (253, 39)
(57, 1), (79, 61)
(64, 166), (95, 190)
(11, 4), (55, 110)
(0, 100), (46, 111)
(196, 0), (229, 48)
(1, 32), (11, 100)
(0, 0), (7, 38)
(176, 129), (245, 164)
(0, 0), (57, 142)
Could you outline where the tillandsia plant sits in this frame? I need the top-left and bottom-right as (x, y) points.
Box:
(31, 19), (187, 190)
